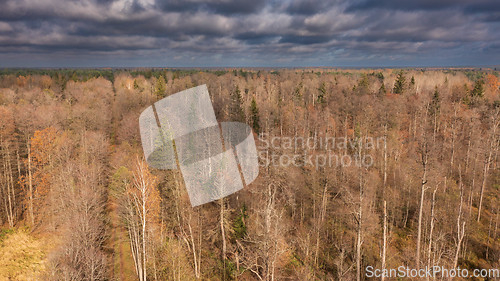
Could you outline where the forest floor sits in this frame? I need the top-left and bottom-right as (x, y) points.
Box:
(108, 85), (136, 281)
(0, 228), (48, 280)
(108, 199), (136, 281)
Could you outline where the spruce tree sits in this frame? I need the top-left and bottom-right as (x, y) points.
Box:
(317, 82), (327, 104)
(471, 79), (485, 98)
(249, 97), (260, 134)
(155, 76), (166, 98)
(230, 86), (245, 122)
(393, 71), (406, 94)
(429, 86), (440, 116)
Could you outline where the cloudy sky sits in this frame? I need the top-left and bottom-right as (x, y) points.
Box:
(0, 0), (499, 67)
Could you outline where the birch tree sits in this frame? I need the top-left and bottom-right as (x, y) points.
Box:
(125, 158), (161, 281)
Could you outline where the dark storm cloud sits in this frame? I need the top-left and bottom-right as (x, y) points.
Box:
(465, 2), (500, 13)
(345, 0), (471, 12)
(0, 0), (499, 66)
(464, 2), (500, 21)
(72, 14), (231, 38)
(155, 0), (267, 15)
(285, 0), (338, 15)
(234, 32), (277, 45)
(279, 35), (332, 45)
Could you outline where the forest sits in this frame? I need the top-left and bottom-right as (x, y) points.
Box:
(0, 68), (498, 280)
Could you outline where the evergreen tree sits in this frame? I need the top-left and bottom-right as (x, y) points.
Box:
(393, 71), (406, 94)
(155, 76), (166, 98)
(471, 79), (485, 98)
(317, 82), (327, 104)
(229, 86), (245, 122)
(294, 82), (303, 101)
(429, 86), (440, 116)
(249, 97), (260, 134)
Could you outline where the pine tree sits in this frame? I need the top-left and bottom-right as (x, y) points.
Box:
(249, 97), (260, 134)
(429, 86), (440, 116)
(155, 76), (166, 98)
(229, 86), (245, 122)
(317, 82), (327, 104)
(471, 79), (485, 98)
(357, 75), (369, 95)
(393, 71), (406, 94)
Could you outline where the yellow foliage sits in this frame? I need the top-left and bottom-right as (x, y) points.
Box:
(486, 74), (499, 90)
(0, 230), (48, 281)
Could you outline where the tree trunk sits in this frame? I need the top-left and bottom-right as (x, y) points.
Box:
(478, 159), (491, 222)
(427, 187), (437, 280)
(454, 167), (466, 269)
(486, 210), (493, 260)
(220, 198), (227, 279)
(142, 183), (147, 281)
(478, 110), (498, 222)
(27, 141), (34, 226)
(356, 171), (364, 281)
(383, 125), (388, 190)
(356, 204), (362, 281)
(315, 182), (328, 267)
(416, 150), (428, 270)
(2, 143), (14, 227)
(381, 201), (387, 281)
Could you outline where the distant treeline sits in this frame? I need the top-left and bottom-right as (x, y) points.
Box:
(0, 68), (496, 83)
(0, 68), (240, 82)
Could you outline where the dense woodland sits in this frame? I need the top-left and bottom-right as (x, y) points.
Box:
(0, 68), (498, 280)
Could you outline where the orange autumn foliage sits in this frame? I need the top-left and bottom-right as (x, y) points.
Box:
(485, 74), (499, 101)
(29, 127), (59, 197)
(31, 127), (58, 166)
(486, 74), (499, 90)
